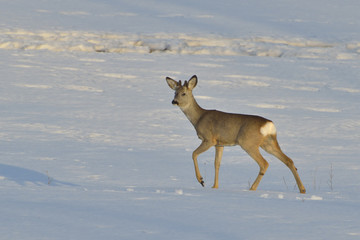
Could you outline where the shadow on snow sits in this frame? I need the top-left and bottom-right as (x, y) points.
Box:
(0, 163), (77, 186)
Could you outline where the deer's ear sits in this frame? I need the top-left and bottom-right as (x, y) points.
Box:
(187, 75), (197, 90)
(166, 77), (178, 90)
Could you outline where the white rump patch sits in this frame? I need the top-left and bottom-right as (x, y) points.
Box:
(260, 121), (277, 136)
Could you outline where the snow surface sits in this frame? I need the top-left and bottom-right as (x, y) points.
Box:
(1, 0), (360, 239)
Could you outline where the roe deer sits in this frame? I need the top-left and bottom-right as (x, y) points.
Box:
(166, 75), (306, 193)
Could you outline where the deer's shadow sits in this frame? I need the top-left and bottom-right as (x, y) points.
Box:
(0, 163), (77, 186)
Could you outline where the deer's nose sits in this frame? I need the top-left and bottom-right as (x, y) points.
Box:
(172, 100), (179, 105)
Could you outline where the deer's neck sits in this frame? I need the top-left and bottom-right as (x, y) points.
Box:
(180, 97), (206, 127)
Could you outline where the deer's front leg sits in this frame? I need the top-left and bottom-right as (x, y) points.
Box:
(192, 141), (213, 187)
(212, 146), (224, 188)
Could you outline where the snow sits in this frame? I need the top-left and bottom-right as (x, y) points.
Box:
(1, 0), (360, 239)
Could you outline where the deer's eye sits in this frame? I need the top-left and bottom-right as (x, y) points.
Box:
(181, 93), (186, 96)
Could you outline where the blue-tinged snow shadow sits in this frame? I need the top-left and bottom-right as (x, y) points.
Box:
(0, 163), (77, 187)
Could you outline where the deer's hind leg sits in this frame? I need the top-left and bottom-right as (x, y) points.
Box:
(261, 134), (306, 194)
(240, 144), (269, 191)
(238, 130), (269, 191)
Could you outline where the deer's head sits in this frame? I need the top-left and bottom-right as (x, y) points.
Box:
(166, 75), (198, 109)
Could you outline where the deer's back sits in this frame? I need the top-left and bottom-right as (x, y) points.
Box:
(195, 110), (270, 146)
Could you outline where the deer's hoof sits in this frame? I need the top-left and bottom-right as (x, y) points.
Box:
(200, 180), (205, 187)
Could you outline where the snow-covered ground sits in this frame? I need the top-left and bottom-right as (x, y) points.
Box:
(1, 0), (360, 239)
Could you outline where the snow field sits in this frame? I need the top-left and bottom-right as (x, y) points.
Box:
(1, 0), (360, 239)
(1, 47), (360, 239)
(1, 29), (360, 60)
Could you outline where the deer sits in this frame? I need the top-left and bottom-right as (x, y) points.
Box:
(166, 75), (306, 194)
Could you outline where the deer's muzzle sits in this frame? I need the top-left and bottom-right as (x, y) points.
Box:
(172, 100), (179, 105)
